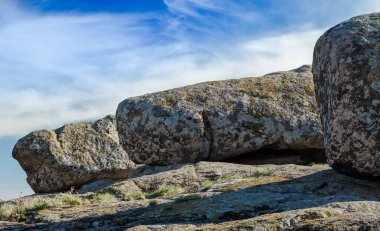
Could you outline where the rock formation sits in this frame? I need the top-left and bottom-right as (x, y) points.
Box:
(5, 10), (380, 230)
(116, 65), (323, 165)
(12, 115), (135, 193)
(313, 13), (380, 178)
(1, 162), (379, 230)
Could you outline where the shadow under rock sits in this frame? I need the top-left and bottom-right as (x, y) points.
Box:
(223, 148), (326, 166)
(23, 168), (380, 230)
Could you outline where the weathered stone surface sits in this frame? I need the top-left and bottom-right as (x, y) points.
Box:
(117, 65), (323, 165)
(313, 13), (380, 178)
(12, 115), (135, 193)
(1, 162), (379, 230)
(130, 203), (380, 230)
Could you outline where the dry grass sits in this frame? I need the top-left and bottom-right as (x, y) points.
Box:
(0, 192), (119, 221)
(124, 191), (145, 201)
(144, 186), (183, 199)
(90, 193), (117, 203)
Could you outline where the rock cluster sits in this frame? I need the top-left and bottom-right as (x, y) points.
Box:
(12, 115), (135, 193)
(313, 13), (380, 178)
(6, 12), (380, 231)
(116, 65), (323, 165)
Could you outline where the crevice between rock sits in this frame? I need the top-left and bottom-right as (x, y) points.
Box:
(201, 110), (214, 160)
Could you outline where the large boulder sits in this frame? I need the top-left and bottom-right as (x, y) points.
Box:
(313, 13), (380, 178)
(12, 115), (135, 193)
(116, 65), (323, 165)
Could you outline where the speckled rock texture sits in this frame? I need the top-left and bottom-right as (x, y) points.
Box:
(313, 13), (380, 178)
(117, 65), (323, 165)
(1, 162), (379, 230)
(12, 115), (135, 193)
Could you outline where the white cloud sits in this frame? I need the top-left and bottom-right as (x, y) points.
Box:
(163, 0), (260, 20)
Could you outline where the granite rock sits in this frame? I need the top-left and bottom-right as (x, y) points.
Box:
(117, 66), (323, 165)
(12, 115), (135, 193)
(313, 13), (380, 178)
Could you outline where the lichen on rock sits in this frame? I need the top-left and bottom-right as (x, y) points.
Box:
(313, 13), (380, 178)
(12, 115), (135, 193)
(116, 65), (323, 165)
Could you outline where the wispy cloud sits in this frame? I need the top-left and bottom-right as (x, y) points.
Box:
(163, 0), (259, 20)
(0, 0), (380, 137)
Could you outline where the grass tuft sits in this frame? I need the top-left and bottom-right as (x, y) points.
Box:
(90, 193), (117, 204)
(252, 168), (273, 177)
(124, 191), (145, 201)
(31, 201), (49, 210)
(0, 192), (121, 222)
(62, 194), (83, 205)
(0, 200), (51, 221)
(144, 186), (182, 199)
(0, 205), (18, 220)
(201, 180), (215, 188)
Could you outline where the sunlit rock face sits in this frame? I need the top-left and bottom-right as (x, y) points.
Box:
(313, 13), (380, 178)
(12, 115), (135, 193)
(116, 66), (323, 165)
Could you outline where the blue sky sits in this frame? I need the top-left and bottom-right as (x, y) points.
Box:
(0, 0), (379, 199)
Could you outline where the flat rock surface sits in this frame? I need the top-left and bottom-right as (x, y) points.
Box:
(313, 13), (380, 178)
(117, 65), (323, 165)
(12, 115), (135, 193)
(1, 162), (379, 230)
